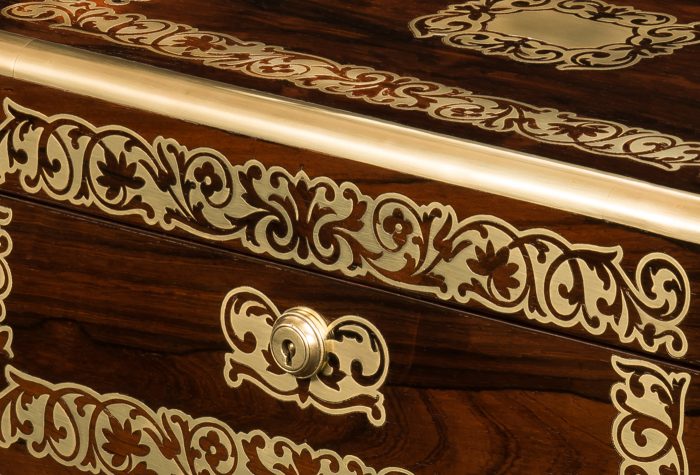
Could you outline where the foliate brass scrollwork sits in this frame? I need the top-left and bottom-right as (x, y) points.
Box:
(0, 207), (11, 359)
(221, 287), (390, 426)
(3, 0), (700, 169)
(0, 99), (690, 357)
(0, 367), (411, 475)
(611, 356), (690, 475)
(410, 0), (700, 71)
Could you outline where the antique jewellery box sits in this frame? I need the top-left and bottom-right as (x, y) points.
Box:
(0, 0), (698, 473)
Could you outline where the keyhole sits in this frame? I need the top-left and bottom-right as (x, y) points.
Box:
(282, 339), (296, 367)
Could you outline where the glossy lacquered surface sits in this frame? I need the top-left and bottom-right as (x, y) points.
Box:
(0, 0), (697, 193)
(0, 195), (696, 474)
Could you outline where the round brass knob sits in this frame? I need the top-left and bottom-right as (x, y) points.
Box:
(270, 307), (328, 378)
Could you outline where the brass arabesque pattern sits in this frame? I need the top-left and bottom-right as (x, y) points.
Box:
(2, 0), (700, 170)
(611, 356), (690, 475)
(0, 367), (410, 474)
(0, 98), (690, 357)
(222, 287), (390, 426)
(410, 0), (700, 70)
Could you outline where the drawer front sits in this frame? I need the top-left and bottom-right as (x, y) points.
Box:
(0, 196), (696, 474)
(0, 79), (698, 367)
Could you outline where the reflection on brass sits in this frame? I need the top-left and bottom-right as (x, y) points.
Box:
(270, 307), (329, 379)
(611, 356), (690, 475)
(0, 366), (411, 474)
(222, 287), (390, 426)
(0, 99), (690, 356)
(3, 1), (700, 172)
(410, 0), (700, 70)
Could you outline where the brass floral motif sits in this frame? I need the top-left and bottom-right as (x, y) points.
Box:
(3, 1), (700, 170)
(611, 356), (690, 475)
(222, 287), (389, 426)
(0, 98), (690, 357)
(0, 366), (411, 474)
(0, 207), (11, 359)
(409, 0), (700, 71)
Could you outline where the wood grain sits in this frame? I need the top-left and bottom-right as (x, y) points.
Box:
(0, 0), (698, 192)
(0, 194), (696, 473)
(0, 78), (699, 367)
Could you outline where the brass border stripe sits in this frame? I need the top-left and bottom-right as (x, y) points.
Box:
(1, 32), (700, 244)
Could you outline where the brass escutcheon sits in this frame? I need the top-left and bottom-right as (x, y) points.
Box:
(269, 307), (328, 378)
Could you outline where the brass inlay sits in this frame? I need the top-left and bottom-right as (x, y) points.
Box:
(0, 207), (11, 359)
(222, 287), (389, 426)
(410, 0), (700, 71)
(488, 10), (630, 50)
(3, 1), (700, 170)
(611, 356), (690, 475)
(0, 366), (411, 474)
(0, 203), (407, 473)
(0, 99), (690, 357)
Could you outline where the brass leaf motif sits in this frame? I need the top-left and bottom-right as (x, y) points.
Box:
(0, 98), (690, 357)
(611, 355), (690, 475)
(410, 0), (700, 70)
(0, 366), (411, 474)
(2, 0), (700, 169)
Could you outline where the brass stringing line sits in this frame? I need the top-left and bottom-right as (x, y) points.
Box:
(610, 355), (690, 475)
(409, 0), (700, 71)
(0, 98), (690, 357)
(2, 0), (700, 170)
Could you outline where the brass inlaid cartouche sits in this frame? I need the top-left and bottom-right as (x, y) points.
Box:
(410, 0), (700, 71)
(0, 99), (690, 357)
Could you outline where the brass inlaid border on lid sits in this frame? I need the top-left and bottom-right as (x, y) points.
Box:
(409, 0), (700, 71)
(0, 98), (690, 357)
(2, 0), (700, 172)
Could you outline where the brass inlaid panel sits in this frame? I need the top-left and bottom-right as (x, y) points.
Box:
(0, 99), (690, 357)
(409, 0), (700, 71)
(0, 367), (411, 475)
(221, 287), (389, 426)
(3, 1), (700, 170)
(611, 356), (690, 475)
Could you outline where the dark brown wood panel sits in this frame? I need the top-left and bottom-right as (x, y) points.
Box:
(0, 194), (697, 474)
(0, 0), (698, 192)
(0, 78), (698, 367)
(0, 443), (83, 474)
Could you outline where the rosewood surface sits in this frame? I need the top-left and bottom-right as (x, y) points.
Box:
(0, 194), (697, 474)
(0, 78), (698, 367)
(0, 0), (698, 192)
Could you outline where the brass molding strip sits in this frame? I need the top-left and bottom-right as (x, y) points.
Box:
(0, 366), (411, 474)
(221, 286), (390, 426)
(410, 0), (700, 71)
(0, 98), (690, 357)
(1, 31), (700, 245)
(611, 355), (690, 474)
